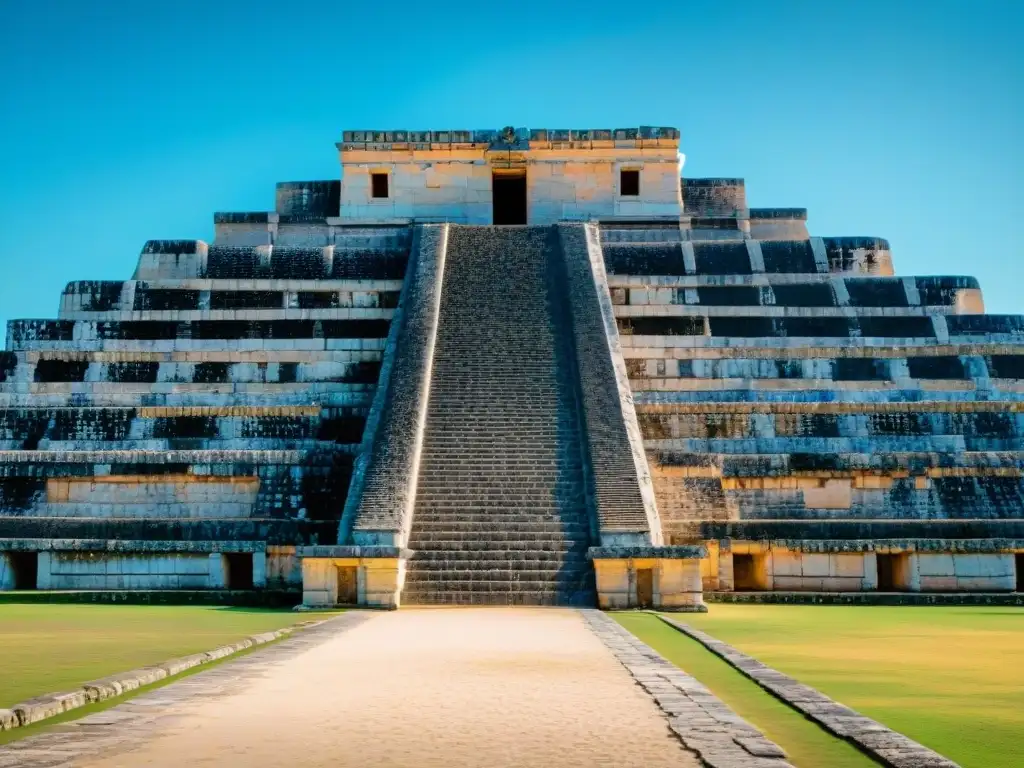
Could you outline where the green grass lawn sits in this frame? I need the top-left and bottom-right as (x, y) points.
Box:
(0, 604), (332, 709)
(682, 604), (1024, 768)
(613, 612), (876, 768)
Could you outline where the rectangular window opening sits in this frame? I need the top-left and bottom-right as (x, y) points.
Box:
(223, 552), (254, 590)
(371, 173), (389, 199)
(620, 169), (640, 197)
(1016, 553), (1024, 592)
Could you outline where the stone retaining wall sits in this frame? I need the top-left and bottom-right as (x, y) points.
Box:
(0, 616), (334, 733)
(658, 615), (958, 768)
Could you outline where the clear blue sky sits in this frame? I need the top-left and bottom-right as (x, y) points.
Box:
(1, 1), (1021, 326)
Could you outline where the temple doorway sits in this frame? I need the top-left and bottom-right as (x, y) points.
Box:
(636, 568), (654, 608)
(8, 552), (37, 589)
(337, 565), (358, 605)
(492, 171), (527, 225)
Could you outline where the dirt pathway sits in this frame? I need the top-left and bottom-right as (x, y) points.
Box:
(5, 608), (698, 767)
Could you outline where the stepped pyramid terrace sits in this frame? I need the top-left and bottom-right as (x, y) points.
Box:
(1, 125), (1023, 608)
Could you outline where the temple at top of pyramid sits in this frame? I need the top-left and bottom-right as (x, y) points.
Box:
(1, 125), (1022, 607)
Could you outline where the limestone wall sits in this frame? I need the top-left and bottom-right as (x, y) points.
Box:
(275, 181), (340, 218)
(0, 222), (416, 592)
(527, 149), (681, 223)
(701, 543), (1017, 593)
(683, 178), (747, 217)
(600, 196), (1024, 593)
(915, 552), (1015, 591)
(591, 553), (704, 610)
(45, 552), (223, 590)
(336, 128), (682, 225)
(40, 476), (259, 519)
(135, 233), (411, 277)
(340, 149), (492, 224)
(749, 209), (810, 241)
(300, 546), (406, 608)
(266, 545), (301, 588)
(0, 540), (271, 590)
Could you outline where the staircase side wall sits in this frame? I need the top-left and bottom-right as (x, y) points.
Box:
(558, 222), (663, 545)
(345, 224), (448, 545)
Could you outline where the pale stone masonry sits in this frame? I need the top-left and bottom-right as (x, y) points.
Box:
(2, 125), (1022, 606)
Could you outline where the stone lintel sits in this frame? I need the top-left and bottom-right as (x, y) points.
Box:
(297, 545), (410, 559)
(0, 538), (265, 554)
(731, 537), (1024, 554)
(588, 545), (706, 560)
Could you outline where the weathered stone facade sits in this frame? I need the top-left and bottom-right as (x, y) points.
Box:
(0, 194), (411, 593)
(611, 178), (1024, 596)
(2, 125), (1021, 605)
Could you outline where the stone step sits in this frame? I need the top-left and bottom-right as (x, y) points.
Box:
(418, 467), (581, 473)
(409, 549), (587, 562)
(408, 539), (589, 553)
(401, 573), (594, 588)
(406, 226), (592, 605)
(417, 466), (579, 474)
(414, 507), (585, 515)
(408, 531), (585, 545)
(412, 503), (586, 515)
(411, 487), (585, 499)
(407, 562), (589, 574)
(421, 424), (576, 432)
(422, 427), (572, 435)
(401, 590), (596, 607)
(403, 565), (590, 579)
(414, 488), (584, 498)
(416, 491), (584, 500)
(401, 578), (595, 592)
(411, 525), (588, 534)
(409, 532), (586, 543)
(411, 510), (589, 522)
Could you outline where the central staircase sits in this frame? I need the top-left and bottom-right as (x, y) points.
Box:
(402, 226), (596, 605)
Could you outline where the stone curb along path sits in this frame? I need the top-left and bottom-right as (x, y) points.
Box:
(581, 610), (795, 768)
(657, 615), (960, 768)
(0, 613), (345, 734)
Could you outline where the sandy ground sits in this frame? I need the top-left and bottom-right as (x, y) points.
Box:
(76, 608), (696, 768)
